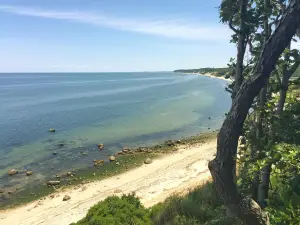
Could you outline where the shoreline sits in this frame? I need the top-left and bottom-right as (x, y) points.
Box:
(0, 135), (217, 225)
(0, 133), (216, 207)
(177, 71), (231, 81)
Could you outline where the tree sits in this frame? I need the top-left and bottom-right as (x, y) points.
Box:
(209, 1), (300, 225)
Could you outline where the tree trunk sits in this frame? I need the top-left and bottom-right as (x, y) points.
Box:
(233, 0), (248, 99)
(209, 1), (300, 225)
(256, 0), (271, 207)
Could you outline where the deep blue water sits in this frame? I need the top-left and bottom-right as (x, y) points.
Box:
(0, 72), (230, 188)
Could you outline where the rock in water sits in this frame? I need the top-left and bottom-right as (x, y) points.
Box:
(165, 140), (175, 146)
(8, 169), (18, 176)
(63, 195), (71, 201)
(49, 128), (56, 132)
(93, 160), (104, 166)
(109, 156), (116, 162)
(98, 143), (104, 150)
(26, 171), (33, 176)
(144, 158), (153, 164)
(47, 181), (60, 186)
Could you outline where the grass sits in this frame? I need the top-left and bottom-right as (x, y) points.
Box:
(0, 132), (217, 209)
(70, 181), (242, 225)
(150, 182), (242, 225)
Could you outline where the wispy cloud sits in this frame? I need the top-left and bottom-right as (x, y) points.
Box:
(0, 5), (230, 41)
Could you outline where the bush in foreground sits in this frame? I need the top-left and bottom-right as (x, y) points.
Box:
(150, 182), (242, 225)
(72, 194), (151, 225)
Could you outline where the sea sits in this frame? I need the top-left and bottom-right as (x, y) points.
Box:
(0, 72), (231, 190)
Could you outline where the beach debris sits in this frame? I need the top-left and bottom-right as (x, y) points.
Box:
(93, 173), (96, 176)
(114, 189), (122, 194)
(117, 151), (124, 155)
(8, 191), (13, 195)
(50, 194), (55, 199)
(26, 171), (33, 176)
(115, 162), (120, 166)
(47, 180), (60, 186)
(63, 195), (71, 201)
(109, 156), (116, 162)
(98, 143), (104, 150)
(8, 169), (18, 176)
(93, 160), (104, 166)
(144, 158), (153, 164)
(49, 128), (56, 132)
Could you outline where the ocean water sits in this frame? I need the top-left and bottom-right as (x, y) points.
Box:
(0, 72), (230, 189)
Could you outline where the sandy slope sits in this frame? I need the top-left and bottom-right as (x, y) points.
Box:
(0, 140), (217, 225)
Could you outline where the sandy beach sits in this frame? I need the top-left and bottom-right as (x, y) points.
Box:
(0, 140), (217, 225)
(185, 72), (230, 81)
(199, 72), (230, 81)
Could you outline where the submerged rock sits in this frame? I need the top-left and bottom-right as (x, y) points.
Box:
(165, 140), (175, 147)
(63, 195), (71, 201)
(26, 171), (33, 176)
(98, 143), (104, 150)
(122, 147), (131, 154)
(8, 169), (18, 176)
(53, 152), (58, 155)
(109, 156), (116, 162)
(49, 128), (56, 133)
(144, 158), (153, 164)
(93, 160), (104, 166)
(47, 181), (60, 186)
(67, 172), (72, 176)
(57, 143), (64, 148)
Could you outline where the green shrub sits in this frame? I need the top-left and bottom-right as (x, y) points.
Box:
(150, 182), (242, 225)
(72, 194), (151, 225)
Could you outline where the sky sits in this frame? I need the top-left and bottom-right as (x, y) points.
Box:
(0, 0), (236, 72)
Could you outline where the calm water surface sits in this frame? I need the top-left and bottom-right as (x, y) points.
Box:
(0, 72), (230, 189)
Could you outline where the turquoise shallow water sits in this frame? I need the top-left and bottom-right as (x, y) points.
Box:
(0, 72), (230, 189)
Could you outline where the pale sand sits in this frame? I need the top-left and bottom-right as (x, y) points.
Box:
(0, 140), (217, 225)
(186, 72), (230, 81)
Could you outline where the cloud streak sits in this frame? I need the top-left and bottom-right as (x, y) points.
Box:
(0, 5), (230, 41)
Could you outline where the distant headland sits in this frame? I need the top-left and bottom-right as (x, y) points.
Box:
(174, 67), (233, 80)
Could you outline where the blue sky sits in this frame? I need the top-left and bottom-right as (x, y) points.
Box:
(0, 0), (235, 72)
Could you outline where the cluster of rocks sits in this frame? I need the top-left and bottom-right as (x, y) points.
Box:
(7, 169), (33, 177)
